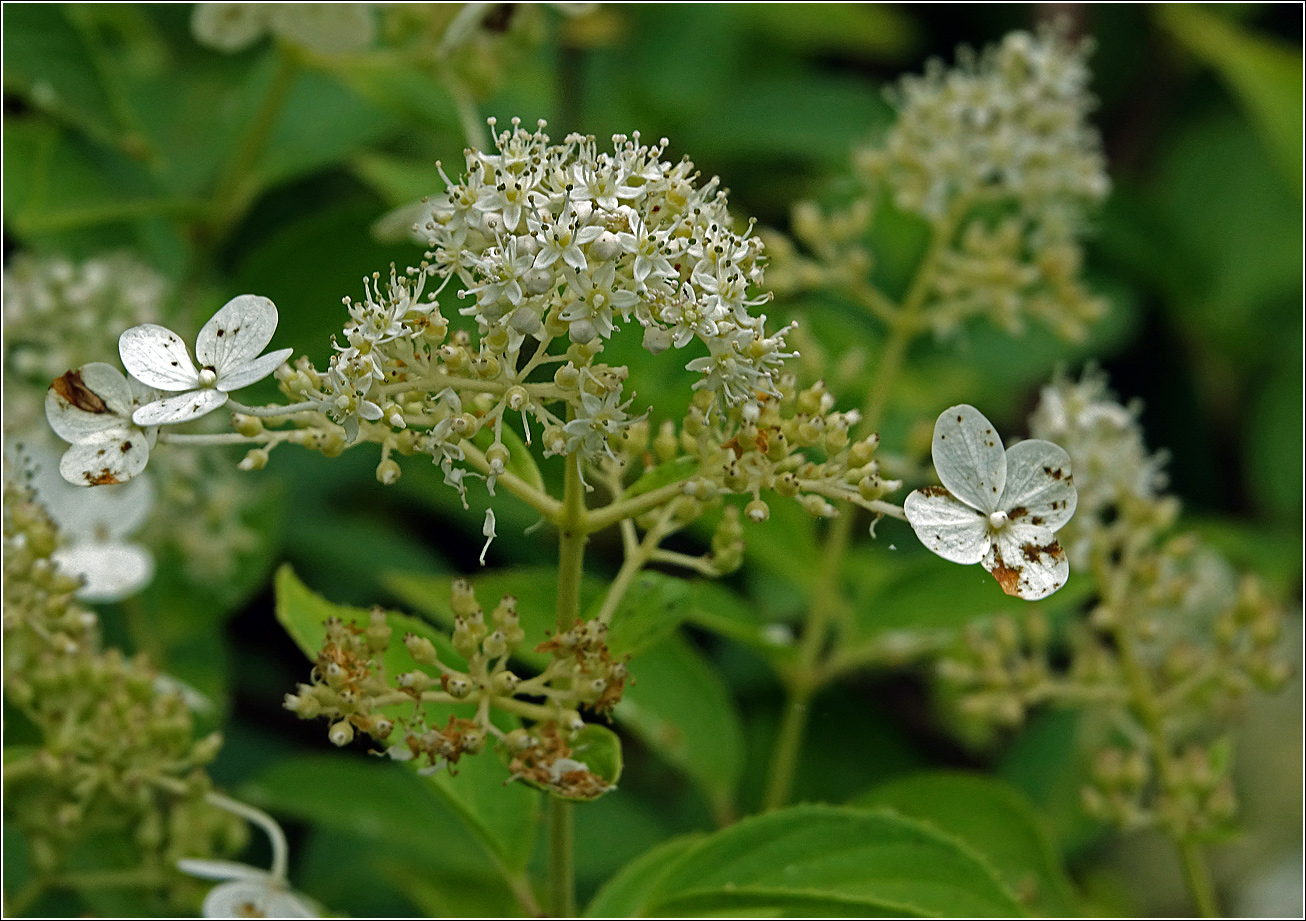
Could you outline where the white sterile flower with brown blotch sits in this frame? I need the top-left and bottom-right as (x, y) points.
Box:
(905, 404), (1077, 600)
(45, 362), (158, 486)
(120, 295), (293, 426)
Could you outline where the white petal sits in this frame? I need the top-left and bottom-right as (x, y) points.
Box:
(132, 389), (229, 426)
(177, 859), (270, 883)
(34, 457), (154, 539)
(58, 433), (150, 487)
(904, 487), (991, 565)
(217, 348), (293, 392)
(931, 404), (1007, 514)
(46, 364), (132, 444)
(53, 541), (154, 603)
(197, 295), (279, 379)
(120, 324), (200, 391)
(200, 879), (317, 919)
(984, 522), (1069, 600)
(999, 439), (1077, 532)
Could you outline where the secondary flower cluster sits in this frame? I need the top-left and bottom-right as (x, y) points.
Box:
(768, 27), (1108, 341)
(935, 371), (1290, 839)
(2, 480), (241, 891)
(284, 579), (625, 799)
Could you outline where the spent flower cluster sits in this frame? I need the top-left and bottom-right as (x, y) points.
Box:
(284, 579), (625, 799)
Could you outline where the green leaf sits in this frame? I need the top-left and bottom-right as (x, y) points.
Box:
(596, 571), (691, 658)
(2, 4), (119, 145)
(614, 635), (744, 820)
(585, 834), (703, 917)
(383, 566), (607, 672)
(1158, 5), (1304, 195)
(240, 754), (487, 872)
(852, 772), (1079, 916)
(733, 3), (919, 61)
(472, 422), (546, 494)
(607, 804), (1024, 917)
(621, 455), (696, 501)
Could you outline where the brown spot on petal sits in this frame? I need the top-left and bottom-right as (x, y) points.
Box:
(988, 549), (1022, 597)
(52, 371), (108, 413)
(920, 485), (952, 498)
(1008, 506), (1028, 519)
(1043, 465), (1064, 480)
(87, 470), (122, 486)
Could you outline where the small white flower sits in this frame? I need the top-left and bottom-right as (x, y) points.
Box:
(176, 859), (317, 919)
(120, 295), (293, 426)
(45, 362), (157, 486)
(479, 508), (496, 566)
(904, 404), (1077, 600)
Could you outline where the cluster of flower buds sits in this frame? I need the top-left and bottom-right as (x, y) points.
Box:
(284, 578), (627, 798)
(1, 479), (240, 884)
(935, 370), (1290, 837)
(768, 26), (1108, 342)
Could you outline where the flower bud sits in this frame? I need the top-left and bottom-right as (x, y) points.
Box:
(493, 670), (521, 694)
(404, 633), (440, 666)
(238, 448), (269, 471)
(232, 413), (263, 437)
(376, 457), (402, 485)
(745, 498), (770, 523)
(329, 720), (355, 747)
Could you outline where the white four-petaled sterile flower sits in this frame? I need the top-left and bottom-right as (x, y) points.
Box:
(45, 362), (158, 486)
(905, 404), (1077, 600)
(120, 295), (293, 426)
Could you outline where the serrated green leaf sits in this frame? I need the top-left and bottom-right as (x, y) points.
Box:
(584, 834), (703, 917)
(852, 772), (1079, 916)
(621, 804), (1024, 917)
(614, 635), (743, 820)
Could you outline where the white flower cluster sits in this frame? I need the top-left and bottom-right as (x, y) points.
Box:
(422, 119), (792, 412)
(865, 27), (1108, 223)
(1028, 368), (1171, 568)
(3, 253), (166, 434)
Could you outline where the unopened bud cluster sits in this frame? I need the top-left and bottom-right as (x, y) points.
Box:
(284, 579), (627, 797)
(1, 481), (241, 887)
(936, 370), (1290, 838)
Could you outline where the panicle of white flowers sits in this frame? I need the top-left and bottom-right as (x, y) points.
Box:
(770, 26), (1108, 342)
(1, 478), (243, 889)
(934, 369), (1290, 841)
(283, 580), (624, 799)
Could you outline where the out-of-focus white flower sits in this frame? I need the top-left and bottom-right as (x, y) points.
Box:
(45, 362), (158, 486)
(15, 441), (156, 602)
(905, 404), (1077, 600)
(192, 3), (375, 56)
(179, 794), (318, 918)
(479, 508), (496, 566)
(120, 295), (292, 426)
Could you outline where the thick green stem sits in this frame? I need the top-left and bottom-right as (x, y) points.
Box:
(548, 449), (587, 916)
(762, 506), (851, 811)
(1099, 546), (1221, 919)
(762, 207), (964, 810)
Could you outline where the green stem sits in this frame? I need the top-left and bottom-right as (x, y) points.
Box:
(548, 449), (587, 917)
(761, 206), (963, 811)
(1099, 547), (1221, 919)
(762, 504), (851, 811)
(207, 50), (298, 241)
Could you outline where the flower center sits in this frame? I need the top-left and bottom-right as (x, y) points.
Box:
(988, 510), (1009, 530)
(198, 367), (218, 387)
